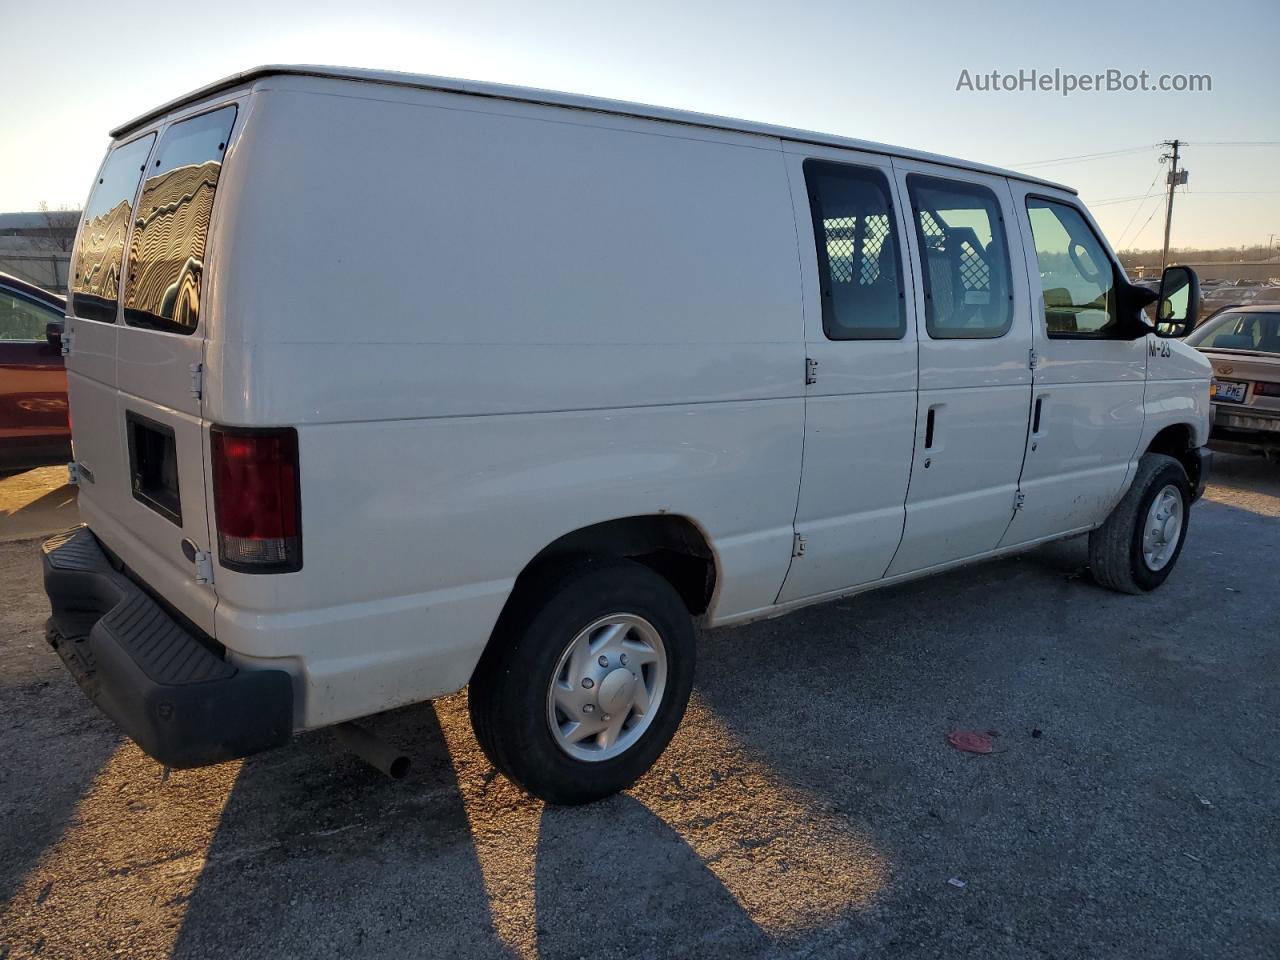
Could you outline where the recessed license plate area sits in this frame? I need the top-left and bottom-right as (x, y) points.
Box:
(127, 412), (182, 525)
(1211, 379), (1248, 404)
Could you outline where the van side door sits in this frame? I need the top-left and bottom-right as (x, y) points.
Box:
(776, 146), (919, 603)
(884, 162), (1034, 576)
(998, 186), (1147, 546)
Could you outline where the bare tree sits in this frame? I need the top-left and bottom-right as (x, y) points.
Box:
(35, 201), (82, 252)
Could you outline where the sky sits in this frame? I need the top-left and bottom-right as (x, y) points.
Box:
(3, 0), (1277, 252)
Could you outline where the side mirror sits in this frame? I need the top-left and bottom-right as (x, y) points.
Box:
(46, 320), (63, 349)
(1155, 266), (1199, 337)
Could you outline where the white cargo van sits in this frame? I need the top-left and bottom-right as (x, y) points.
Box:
(44, 66), (1211, 804)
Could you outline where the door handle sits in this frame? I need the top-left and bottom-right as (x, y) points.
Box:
(925, 407), (937, 449)
(1032, 396), (1045, 435)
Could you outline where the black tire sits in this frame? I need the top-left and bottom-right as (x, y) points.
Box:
(468, 555), (695, 805)
(1089, 453), (1192, 594)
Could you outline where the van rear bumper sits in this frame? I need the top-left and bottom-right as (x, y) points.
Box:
(41, 526), (293, 768)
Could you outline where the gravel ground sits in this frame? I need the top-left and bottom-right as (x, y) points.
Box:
(1, 454), (1277, 959)
(0, 467), (76, 544)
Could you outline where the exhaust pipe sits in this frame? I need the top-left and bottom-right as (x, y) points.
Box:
(335, 722), (411, 779)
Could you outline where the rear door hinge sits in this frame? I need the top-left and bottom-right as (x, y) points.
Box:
(67, 461), (81, 485)
(1028, 348), (1039, 371)
(193, 550), (215, 585)
(60, 330), (74, 357)
(792, 532), (807, 558)
(1013, 491), (1026, 511)
(805, 357), (818, 386)
(189, 362), (204, 400)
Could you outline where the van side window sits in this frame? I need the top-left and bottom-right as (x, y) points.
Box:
(123, 105), (237, 335)
(69, 133), (156, 324)
(1025, 198), (1119, 338)
(907, 176), (1013, 339)
(803, 160), (906, 340)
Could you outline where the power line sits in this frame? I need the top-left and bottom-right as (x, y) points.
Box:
(1092, 190), (1280, 205)
(1176, 191), (1280, 196)
(1119, 201), (1165, 252)
(1014, 145), (1156, 168)
(1018, 140), (1277, 170)
(1113, 160), (1167, 249)
(1089, 194), (1160, 206)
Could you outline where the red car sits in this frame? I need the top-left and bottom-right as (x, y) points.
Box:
(0, 272), (70, 474)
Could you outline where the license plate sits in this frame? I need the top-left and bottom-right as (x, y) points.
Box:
(1211, 379), (1248, 404)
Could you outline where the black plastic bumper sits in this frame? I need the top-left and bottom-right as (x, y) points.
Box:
(42, 526), (293, 768)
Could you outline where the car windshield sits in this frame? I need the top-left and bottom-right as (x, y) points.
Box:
(1187, 311), (1280, 353)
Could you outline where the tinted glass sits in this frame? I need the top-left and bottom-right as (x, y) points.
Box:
(70, 133), (156, 323)
(123, 106), (236, 334)
(0, 291), (59, 340)
(1026, 199), (1118, 337)
(804, 160), (905, 340)
(1188, 311), (1280, 353)
(908, 176), (1013, 339)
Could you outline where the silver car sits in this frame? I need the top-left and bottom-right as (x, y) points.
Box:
(1187, 306), (1280, 459)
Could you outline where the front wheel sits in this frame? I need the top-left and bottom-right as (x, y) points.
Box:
(468, 556), (695, 805)
(1089, 453), (1192, 594)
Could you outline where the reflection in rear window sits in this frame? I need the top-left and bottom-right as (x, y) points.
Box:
(123, 105), (237, 334)
(70, 133), (156, 323)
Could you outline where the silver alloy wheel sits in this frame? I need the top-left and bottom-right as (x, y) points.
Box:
(1142, 483), (1184, 571)
(545, 613), (668, 763)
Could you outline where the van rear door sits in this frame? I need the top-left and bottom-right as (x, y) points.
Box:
(66, 104), (238, 635)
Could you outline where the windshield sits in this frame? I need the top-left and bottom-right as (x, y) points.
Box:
(1187, 311), (1280, 353)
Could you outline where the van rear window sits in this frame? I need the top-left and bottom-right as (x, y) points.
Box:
(123, 105), (237, 334)
(70, 133), (156, 324)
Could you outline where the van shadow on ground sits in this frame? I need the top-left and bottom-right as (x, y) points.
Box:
(6, 483), (1276, 959)
(170, 494), (1279, 959)
(167, 705), (773, 960)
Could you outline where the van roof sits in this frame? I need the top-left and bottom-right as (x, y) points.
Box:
(111, 65), (1075, 194)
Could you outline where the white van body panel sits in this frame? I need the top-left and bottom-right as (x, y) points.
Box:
(1137, 339), (1213, 447)
(64, 67), (1211, 733)
(203, 78), (806, 726)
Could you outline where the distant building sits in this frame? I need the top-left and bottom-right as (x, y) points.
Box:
(0, 211), (81, 293)
(1171, 259), (1280, 283)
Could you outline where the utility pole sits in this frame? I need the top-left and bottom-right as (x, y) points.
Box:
(1160, 140), (1187, 271)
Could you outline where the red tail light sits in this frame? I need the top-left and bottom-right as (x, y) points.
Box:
(1254, 381), (1280, 397)
(210, 426), (302, 573)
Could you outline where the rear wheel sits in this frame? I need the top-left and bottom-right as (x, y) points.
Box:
(1089, 453), (1192, 594)
(469, 556), (695, 805)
